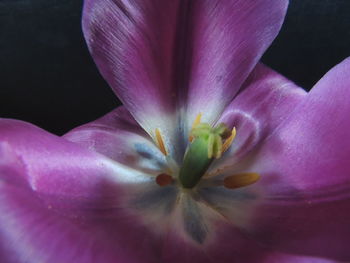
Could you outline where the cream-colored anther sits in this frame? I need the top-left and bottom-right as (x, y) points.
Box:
(155, 128), (167, 155)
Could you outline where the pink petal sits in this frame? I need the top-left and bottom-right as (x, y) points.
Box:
(209, 63), (306, 172)
(240, 58), (350, 261)
(64, 107), (168, 175)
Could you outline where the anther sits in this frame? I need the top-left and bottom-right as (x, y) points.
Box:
(222, 127), (236, 154)
(189, 113), (202, 142)
(156, 173), (173, 186)
(155, 128), (167, 156)
(223, 172), (260, 189)
(207, 133), (215, 158)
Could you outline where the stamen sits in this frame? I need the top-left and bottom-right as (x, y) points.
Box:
(207, 133), (215, 158)
(193, 113), (202, 127)
(213, 135), (223, 159)
(189, 113), (202, 142)
(155, 128), (167, 156)
(156, 173), (173, 186)
(221, 127), (236, 154)
(223, 172), (260, 189)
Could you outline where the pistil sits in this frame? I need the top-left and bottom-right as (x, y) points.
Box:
(179, 119), (234, 188)
(179, 135), (214, 188)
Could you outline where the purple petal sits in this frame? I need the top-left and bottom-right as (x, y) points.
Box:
(258, 253), (338, 263)
(82, 0), (183, 159)
(82, 0), (288, 155)
(0, 119), (165, 262)
(0, 120), (340, 262)
(0, 169), (118, 263)
(64, 107), (168, 175)
(83, 0), (179, 116)
(0, 119), (152, 197)
(239, 58), (350, 261)
(184, 0), (289, 129)
(0, 163), (332, 263)
(209, 63), (306, 173)
(161, 206), (336, 263)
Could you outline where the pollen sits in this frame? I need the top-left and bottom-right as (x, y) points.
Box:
(223, 172), (260, 189)
(156, 173), (173, 186)
(221, 127), (236, 154)
(155, 128), (167, 156)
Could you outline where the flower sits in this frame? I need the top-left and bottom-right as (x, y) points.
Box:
(1, 0), (350, 262)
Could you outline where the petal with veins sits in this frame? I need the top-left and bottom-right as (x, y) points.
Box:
(184, 0), (289, 130)
(64, 107), (168, 175)
(82, 0), (289, 159)
(0, 119), (167, 263)
(210, 63), (306, 173)
(235, 58), (350, 261)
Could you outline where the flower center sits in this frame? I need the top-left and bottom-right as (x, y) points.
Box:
(179, 119), (234, 188)
(154, 113), (259, 190)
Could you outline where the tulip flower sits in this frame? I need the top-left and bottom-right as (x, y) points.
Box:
(1, 0), (350, 262)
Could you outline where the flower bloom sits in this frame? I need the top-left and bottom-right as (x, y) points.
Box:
(1, 0), (350, 262)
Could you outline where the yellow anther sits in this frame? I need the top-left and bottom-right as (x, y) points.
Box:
(223, 172), (260, 189)
(207, 134), (215, 158)
(221, 127), (236, 154)
(193, 113), (202, 127)
(213, 135), (223, 159)
(155, 128), (167, 156)
(189, 113), (202, 142)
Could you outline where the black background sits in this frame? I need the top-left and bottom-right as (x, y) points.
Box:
(1, 0), (350, 135)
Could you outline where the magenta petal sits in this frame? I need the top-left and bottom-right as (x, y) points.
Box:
(0, 119), (152, 197)
(0, 170), (118, 263)
(83, 0), (179, 116)
(0, 119), (116, 197)
(0, 158), (168, 263)
(64, 107), (168, 175)
(243, 58), (350, 261)
(0, 120), (171, 262)
(82, 0), (184, 158)
(210, 63), (306, 172)
(1, 119), (341, 262)
(185, 0), (289, 128)
(258, 253), (338, 263)
(82, 0), (288, 153)
(0, 119), (171, 262)
(161, 211), (337, 263)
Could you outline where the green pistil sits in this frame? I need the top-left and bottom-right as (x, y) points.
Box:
(179, 137), (213, 188)
(179, 123), (231, 189)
